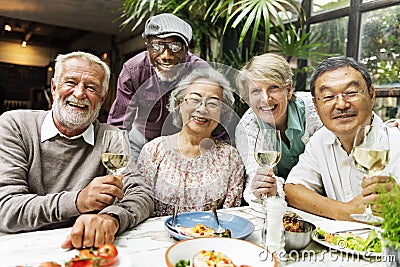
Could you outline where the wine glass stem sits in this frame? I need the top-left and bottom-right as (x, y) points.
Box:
(364, 204), (373, 216)
(363, 172), (375, 217)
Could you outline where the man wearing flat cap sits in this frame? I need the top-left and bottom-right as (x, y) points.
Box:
(107, 13), (206, 161)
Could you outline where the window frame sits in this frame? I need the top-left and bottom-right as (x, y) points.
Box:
(296, 0), (399, 96)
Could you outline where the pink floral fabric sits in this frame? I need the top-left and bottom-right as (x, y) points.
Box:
(137, 136), (245, 217)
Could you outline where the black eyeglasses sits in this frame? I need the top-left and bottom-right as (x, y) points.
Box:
(147, 41), (184, 53)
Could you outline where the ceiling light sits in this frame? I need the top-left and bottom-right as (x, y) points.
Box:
(4, 23), (12, 31)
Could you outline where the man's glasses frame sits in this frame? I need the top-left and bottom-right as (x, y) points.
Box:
(315, 88), (367, 105)
(146, 41), (184, 53)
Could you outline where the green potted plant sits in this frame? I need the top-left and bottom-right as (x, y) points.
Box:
(117, 0), (303, 60)
(377, 177), (400, 266)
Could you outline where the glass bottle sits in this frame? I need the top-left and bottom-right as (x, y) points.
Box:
(262, 196), (287, 255)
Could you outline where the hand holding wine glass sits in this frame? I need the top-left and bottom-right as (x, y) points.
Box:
(252, 128), (282, 203)
(101, 130), (131, 177)
(351, 125), (389, 224)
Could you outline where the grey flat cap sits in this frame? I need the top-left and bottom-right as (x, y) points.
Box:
(143, 13), (192, 46)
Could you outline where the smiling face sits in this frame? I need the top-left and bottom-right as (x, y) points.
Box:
(146, 36), (188, 82)
(313, 66), (375, 141)
(51, 57), (107, 136)
(179, 79), (223, 137)
(247, 79), (292, 127)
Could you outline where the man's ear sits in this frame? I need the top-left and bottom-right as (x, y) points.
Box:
(369, 85), (376, 104)
(100, 91), (108, 105)
(50, 78), (57, 98)
(312, 97), (321, 118)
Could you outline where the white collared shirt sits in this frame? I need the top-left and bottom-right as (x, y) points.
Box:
(286, 113), (400, 202)
(40, 111), (95, 146)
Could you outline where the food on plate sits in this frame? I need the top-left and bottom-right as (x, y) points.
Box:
(31, 243), (119, 267)
(178, 224), (215, 237)
(65, 243), (119, 267)
(316, 227), (382, 253)
(177, 224), (231, 238)
(97, 243), (119, 266)
(283, 211), (304, 232)
(38, 262), (62, 267)
(192, 250), (234, 267)
(175, 259), (191, 267)
(190, 250), (251, 267)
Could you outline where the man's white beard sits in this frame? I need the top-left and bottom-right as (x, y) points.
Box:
(52, 90), (101, 132)
(154, 65), (183, 82)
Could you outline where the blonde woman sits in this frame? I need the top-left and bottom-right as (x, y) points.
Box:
(235, 53), (322, 211)
(137, 67), (244, 216)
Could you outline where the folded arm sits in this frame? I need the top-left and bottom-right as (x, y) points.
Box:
(284, 183), (364, 221)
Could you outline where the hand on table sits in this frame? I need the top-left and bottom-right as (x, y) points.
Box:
(61, 214), (119, 249)
(251, 167), (278, 199)
(76, 174), (124, 213)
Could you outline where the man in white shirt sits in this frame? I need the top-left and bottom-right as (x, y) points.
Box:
(284, 56), (400, 221)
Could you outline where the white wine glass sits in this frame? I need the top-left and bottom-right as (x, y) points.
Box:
(101, 130), (131, 176)
(252, 128), (282, 203)
(351, 125), (389, 224)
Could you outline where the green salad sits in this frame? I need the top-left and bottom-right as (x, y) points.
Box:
(175, 259), (190, 267)
(316, 227), (382, 253)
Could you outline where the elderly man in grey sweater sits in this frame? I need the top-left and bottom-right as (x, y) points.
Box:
(0, 51), (154, 249)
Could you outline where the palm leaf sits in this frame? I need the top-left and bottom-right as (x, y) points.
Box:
(269, 24), (332, 61)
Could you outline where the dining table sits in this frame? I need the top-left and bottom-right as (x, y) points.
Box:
(0, 206), (387, 267)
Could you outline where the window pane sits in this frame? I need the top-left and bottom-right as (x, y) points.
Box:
(310, 17), (348, 56)
(304, 17), (349, 89)
(359, 5), (400, 87)
(312, 0), (349, 15)
(374, 97), (399, 121)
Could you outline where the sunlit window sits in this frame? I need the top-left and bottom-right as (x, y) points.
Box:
(359, 5), (400, 87)
(312, 0), (349, 15)
(359, 5), (400, 121)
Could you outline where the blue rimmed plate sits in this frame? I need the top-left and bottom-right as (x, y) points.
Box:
(164, 211), (254, 240)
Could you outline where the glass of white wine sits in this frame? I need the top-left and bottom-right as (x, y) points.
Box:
(253, 128), (282, 203)
(101, 130), (131, 176)
(351, 125), (389, 224)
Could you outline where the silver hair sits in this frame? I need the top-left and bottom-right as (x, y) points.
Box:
(53, 51), (110, 96)
(168, 67), (235, 128)
(236, 53), (293, 103)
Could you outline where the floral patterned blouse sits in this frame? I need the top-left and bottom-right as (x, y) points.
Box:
(137, 136), (245, 217)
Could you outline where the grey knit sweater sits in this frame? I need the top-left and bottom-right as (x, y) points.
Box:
(0, 110), (153, 233)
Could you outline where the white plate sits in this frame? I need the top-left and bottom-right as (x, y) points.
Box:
(165, 237), (278, 267)
(311, 230), (382, 257)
